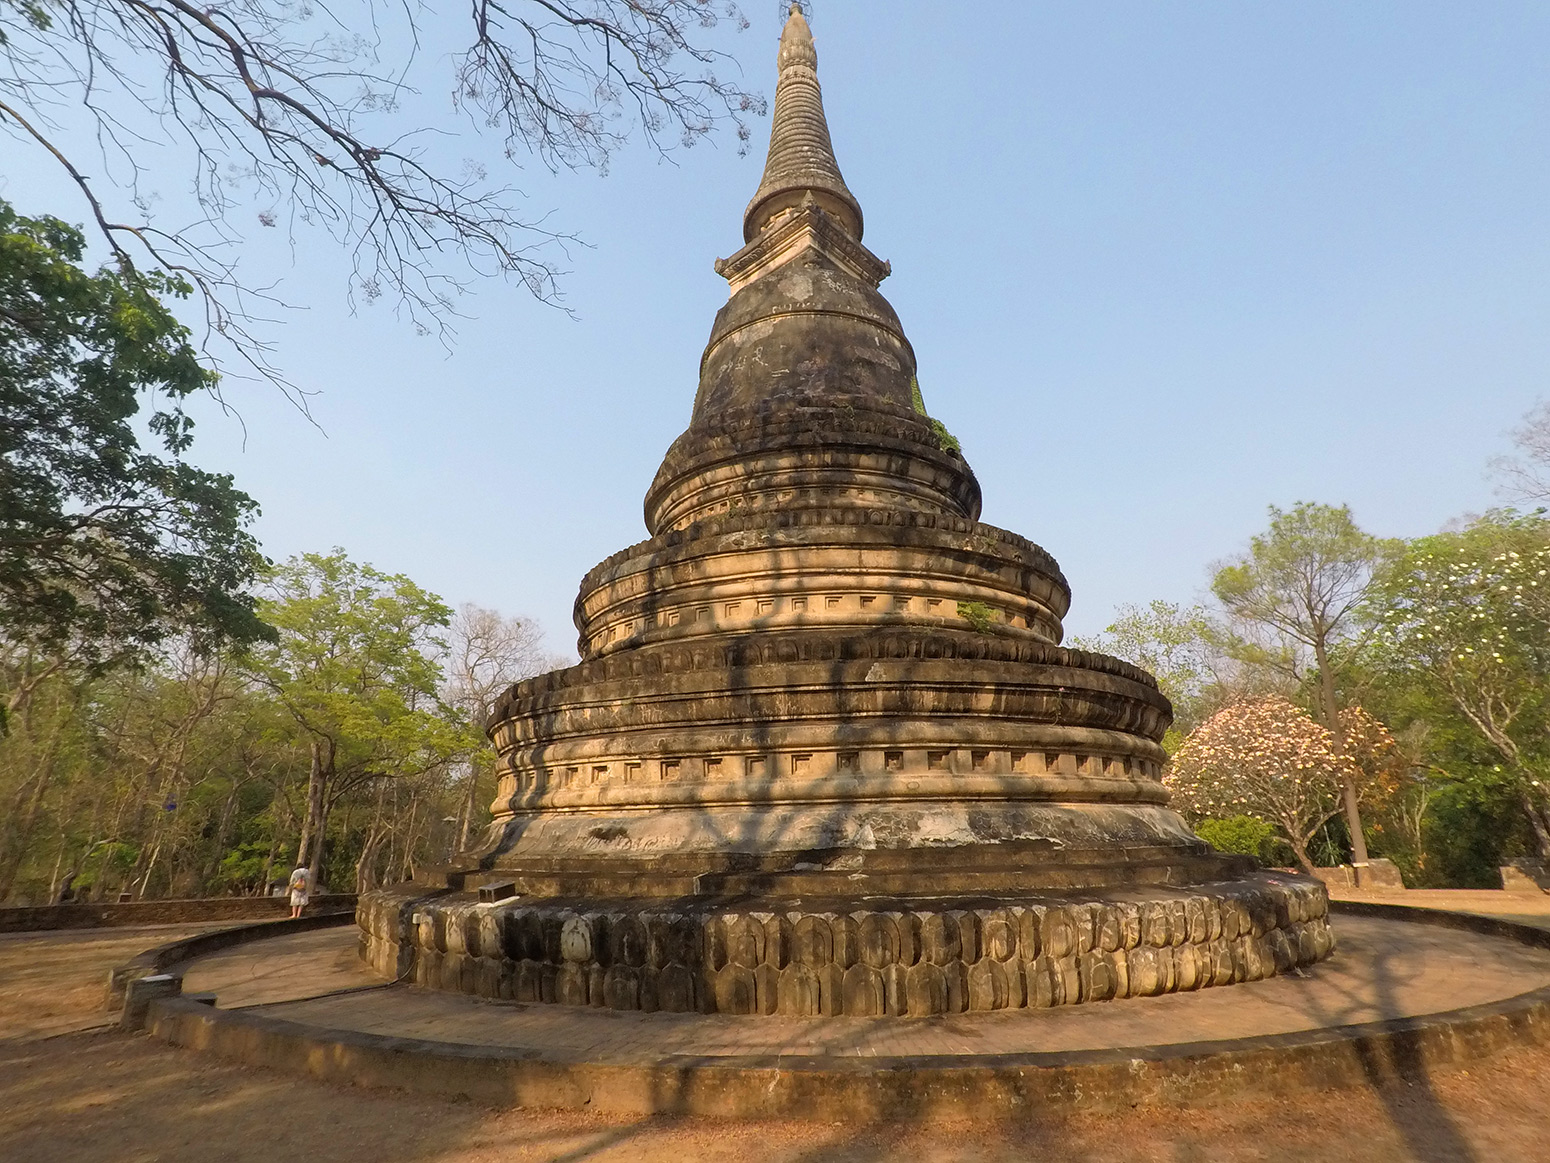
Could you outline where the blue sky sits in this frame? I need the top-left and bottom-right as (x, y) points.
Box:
(6, 1), (1548, 658)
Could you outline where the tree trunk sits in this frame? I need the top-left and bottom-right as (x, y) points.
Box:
(1519, 789), (1550, 859)
(1287, 833), (1318, 876)
(258, 830), (280, 897)
(296, 740), (321, 867)
(457, 763), (483, 853)
(1313, 636), (1370, 870)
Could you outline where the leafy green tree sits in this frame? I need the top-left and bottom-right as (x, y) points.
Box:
(1194, 815), (1282, 864)
(1167, 697), (1365, 874)
(0, 198), (269, 726)
(1371, 512), (1550, 857)
(1071, 601), (1226, 746)
(247, 551), (461, 885)
(1211, 502), (1399, 868)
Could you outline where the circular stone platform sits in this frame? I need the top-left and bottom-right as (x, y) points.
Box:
(143, 905), (1550, 1118)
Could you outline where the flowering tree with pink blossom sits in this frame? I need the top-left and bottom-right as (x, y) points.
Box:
(1167, 697), (1368, 874)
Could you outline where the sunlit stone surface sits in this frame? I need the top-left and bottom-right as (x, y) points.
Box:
(359, 4), (1332, 1015)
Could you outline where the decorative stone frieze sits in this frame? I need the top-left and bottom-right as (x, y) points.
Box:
(358, 2), (1337, 1011)
(359, 876), (1332, 1017)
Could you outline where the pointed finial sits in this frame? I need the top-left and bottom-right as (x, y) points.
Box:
(742, 0), (863, 242)
(778, 3), (817, 70)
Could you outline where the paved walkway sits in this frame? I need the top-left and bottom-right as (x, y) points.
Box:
(1327, 886), (1550, 931)
(0, 922), (238, 1041)
(179, 912), (1550, 1063)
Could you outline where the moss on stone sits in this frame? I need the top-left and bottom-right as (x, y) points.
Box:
(957, 600), (995, 634)
(910, 376), (961, 455)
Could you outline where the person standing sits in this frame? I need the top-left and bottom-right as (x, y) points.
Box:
(287, 864), (311, 919)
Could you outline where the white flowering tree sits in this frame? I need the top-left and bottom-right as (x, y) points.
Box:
(1371, 513), (1550, 857)
(1167, 697), (1368, 874)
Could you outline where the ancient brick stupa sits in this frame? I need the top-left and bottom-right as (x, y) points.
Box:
(359, 4), (1333, 1016)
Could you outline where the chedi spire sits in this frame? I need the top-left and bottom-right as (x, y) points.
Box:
(356, 5), (1335, 1023)
(743, 3), (863, 242)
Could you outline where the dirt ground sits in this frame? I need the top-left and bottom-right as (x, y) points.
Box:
(3, 925), (1549, 1163)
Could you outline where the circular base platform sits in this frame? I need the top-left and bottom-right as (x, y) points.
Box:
(358, 872), (1334, 1016)
(140, 903), (1550, 1117)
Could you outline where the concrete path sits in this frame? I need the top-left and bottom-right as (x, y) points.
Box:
(0, 922), (239, 1041)
(1328, 886), (1550, 931)
(179, 912), (1550, 1062)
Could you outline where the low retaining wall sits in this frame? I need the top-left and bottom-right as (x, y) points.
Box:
(0, 894), (357, 934)
(358, 874), (1335, 1017)
(1311, 859), (1406, 890)
(139, 900), (1550, 1116)
(107, 910), (358, 1011)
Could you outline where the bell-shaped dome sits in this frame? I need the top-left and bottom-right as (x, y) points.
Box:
(694, 248), (915, 421)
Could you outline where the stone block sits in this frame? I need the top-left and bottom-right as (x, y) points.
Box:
(1108, 949), (1130, 999)
(703, 915), (728, 971)
(657, 962), (697, 1012)
(1096, 907), (1122, 954)
(1169, 899), (1190, 947)
(897, 912), (922, 968)
(952, 910), (981, 964)
(1174, 944), (1201, 992)
(1079, 951), (1116, 1002)
(477, 909), (502, 962)
(121, 973), (181, 1031)
(1272, 891), (1292, 929)
(905, 962), (948, 1015)
(1185, 896), (1208, 945)
(921, 913), (960, 966)
(1269, 929), (1294, 974)
(792, 914), (833, 967)
(1360, 858), (1407, 889)
(753, 962), (779, 1014)
(817, 962), (844, 1016)
(760, 913), (787, 970)
(475, 956), (502, 998)
(515, 959), (543, 1002)
(561, 915), (594, 963)
(944, 961), (969, 1013)
(1128, 946), (1162, 997)
(1118, 902), (1142, 950)
(979, 911), (1016, 967)
(857, 912), (898, 968)
(557, 964), (589, 1006)
(1203, 896), (1223, 942)
(1015, 905), (1042, 961)
(842, 963), (886, 1015)
(505, 909), (542, 962)
(1024, 957), (1055, 1008)
(1041, 907), (1075, 959)
(831, 914), (859, 969)
(1141, 902), (1171, 948)
(882, 963), (908, 1016)
(604, 965), (641, 1011)
(540, 915), (565, 964)
(777, 965), (822, 1015)
(728, 914), (765, 969)
(1209, 940), (1235, 987)
(714, 965), (755, 1014)
(966, 958), (1009, 1011)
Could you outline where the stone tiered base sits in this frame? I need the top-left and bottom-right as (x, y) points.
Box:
(357, 872), (1332, 1017)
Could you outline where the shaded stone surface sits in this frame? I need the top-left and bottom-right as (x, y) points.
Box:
(192, 914), (1550, 1059)
(360, 3), (1334, 1009)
